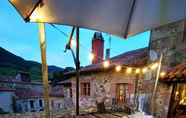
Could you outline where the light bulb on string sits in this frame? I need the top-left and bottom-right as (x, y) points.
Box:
(89, 52), (95, 61)
(103, 60), (110, 68)
(115, 65), (121, 72)
(70, 39), (76, 48)
(160, 71), (166, 78)
(150, 62), (159, 70)
(135, 68), (140, 74)
(142, 67), (148, 73)
(126, 67), (132, 74)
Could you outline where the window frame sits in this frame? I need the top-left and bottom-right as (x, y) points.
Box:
(81, 82), (91, 96)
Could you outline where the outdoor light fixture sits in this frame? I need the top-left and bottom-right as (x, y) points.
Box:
(150, 63), (159, 70)
(29, 7), (44, 22)
(89, 52), (94, 61)
(135, 68), (140, 74)
(142, 67), (147, 73)
(160, 71), (166, 78)
(70, 39), (76, 48)
(103, 60), (110, 68)
(115, 65), (121, 72)
(126, 67), (132, 74)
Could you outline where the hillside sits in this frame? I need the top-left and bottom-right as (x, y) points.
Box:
(0, 47), (64, 81)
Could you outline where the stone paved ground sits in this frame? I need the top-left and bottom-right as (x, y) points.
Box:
(60, 112), (129, 118)
(0, 109), (129, 118)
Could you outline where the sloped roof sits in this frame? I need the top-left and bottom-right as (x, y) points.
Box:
(15, 89), (42, 99)
(0, 76), (64, 99)
(160, 61), (186, 82)
(64, 47), (148, 77)
(0, 87), (15, 92)
(15, 87), (64, 99)
(0, 76), (42, 85)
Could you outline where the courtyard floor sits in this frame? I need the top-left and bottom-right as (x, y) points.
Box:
(58, 112), (128, 118)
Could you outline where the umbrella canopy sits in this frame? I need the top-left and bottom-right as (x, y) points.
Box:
(9, 0), (186, 38)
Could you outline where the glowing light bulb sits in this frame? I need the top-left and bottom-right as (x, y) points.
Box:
(142, 67), (147, 73)
(70, 39), (76, 47)
(126, 67), (132, 74)
(30, 9), (43, 22)
(160, 71), (166, 78)
(103, 60), (110, 68)
(135, 68), (140, 74)
(150, 63), (159, 70)
(115, 65), (121, 72)
(89, 53), (94, 61)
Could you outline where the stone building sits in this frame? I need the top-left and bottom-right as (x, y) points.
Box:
(147, 20), (186, 118)
(59, 32), (149, 112)
(59, 21), (186, 118)
(0, 72), (64, 113)
(61, 48), (148, 110)
(160, 61), (186, 118)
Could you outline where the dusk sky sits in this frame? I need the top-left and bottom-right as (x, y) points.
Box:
(0, 0), (150, 68)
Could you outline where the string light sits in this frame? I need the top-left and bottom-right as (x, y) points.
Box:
(115, 65), (121, 72)
(89, 53), (95, 61)
(126, 67), (132, 74)
(103, 60), (110, 68)
(135, 68), (140, 74)
(160, 71), (166, 77)
(101, 60), (160, 75)
(142, 67), (147, 73)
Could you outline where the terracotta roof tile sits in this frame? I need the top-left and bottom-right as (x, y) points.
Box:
(161, 61), (186, 82)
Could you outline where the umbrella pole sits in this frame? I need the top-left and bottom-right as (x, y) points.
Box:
(38, 23), (50, 118)
(76, 27), (80, 116)
(151, 53), (163, 116)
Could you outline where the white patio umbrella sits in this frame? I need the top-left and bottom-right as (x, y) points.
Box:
(9, 0), (186, 38)
(8, 0), (186, 117)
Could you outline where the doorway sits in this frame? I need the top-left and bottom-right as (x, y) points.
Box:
(116, 83), (127, 105)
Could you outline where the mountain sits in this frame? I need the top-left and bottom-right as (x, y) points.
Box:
(0, 47), (64, 81)
(48, 66), (64, 73)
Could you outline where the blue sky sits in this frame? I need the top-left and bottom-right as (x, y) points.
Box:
(0, 0), (150, 68)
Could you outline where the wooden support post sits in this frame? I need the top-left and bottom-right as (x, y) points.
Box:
(38, 23), (50, 118)
(76, 27), (80, 116)
(151, 53), (163, 116)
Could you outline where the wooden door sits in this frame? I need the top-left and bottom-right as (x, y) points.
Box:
(116, 83), (126, 104)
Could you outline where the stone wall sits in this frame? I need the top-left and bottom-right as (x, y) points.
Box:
(0, 92), (14, 113)
(150, 20), (186, 67)
(0, 110), (74, 118)
(70, 70), (137, 109)
(0, 112), (44, 118)
(155, 83), (173, 118)
(148, 20), (186, 117)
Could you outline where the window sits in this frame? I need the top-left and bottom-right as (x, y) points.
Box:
(175, 84), (186, 105)
(39, 99), (43, 107)
(30, 100), (34, 109)
(81, 83), (90, 96)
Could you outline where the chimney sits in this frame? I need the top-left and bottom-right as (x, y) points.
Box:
(105, 48), (110, 60)
(92, 32), (104, 64)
